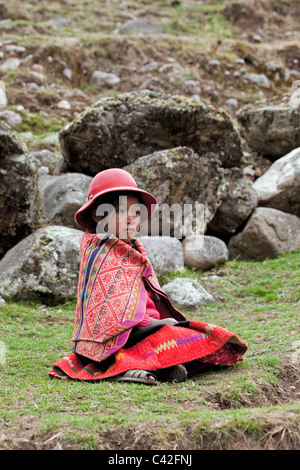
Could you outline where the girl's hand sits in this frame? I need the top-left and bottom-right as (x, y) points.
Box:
(149, 317), (178, 326)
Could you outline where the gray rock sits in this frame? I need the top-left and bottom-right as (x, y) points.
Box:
(182, 235), (229, 271)
(63, 68), (72, 80)
(19, 131), (34, 139)
(0, 58), (21, 71)
(32, 149), (64, 175)
(0, 80), (7, 108)
(228, 207), (300, 261)
(252, 147), (300, 217)
(161, 277), (214, 309)
(237, 95), (300, 159)
(266, 61), (282, 74)
(114, 18), (164, 35)
(226, 98), (239, 108)
(209, 178), (258, 235)
(57, 99), (71, 110)
(39, 173), (92, 228)
(43, 134), (59, 145)
(0, 110), (22, 128)
(91, 71), (120, 86)
(139, 236), (184, 275)
(59, 90), (242, 174)
(125, 147), (231, 234)
(245, 73), (270, 89)
(0, 121), (39, 258)
(0, 226), (82, 300)
(0, 296), (5, 307)
(48, 17), (76, 28)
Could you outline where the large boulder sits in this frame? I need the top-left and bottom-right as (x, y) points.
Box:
(39, 173), (92, 228)
(208, 178), (258, 235)
(237, 95), (300, 159)
(252, 147), (300, 217)
(0, 121), (39, 258)
(59, 90), (242, 175)
(126, 147), (231, 234)
(182, 235), (229, 271)
(139, 236), (184, 276)
(0, 225), (82, 300)
(228, 207), (300, 261)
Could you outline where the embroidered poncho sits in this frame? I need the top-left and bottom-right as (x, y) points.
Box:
(72, 232), (185, 362)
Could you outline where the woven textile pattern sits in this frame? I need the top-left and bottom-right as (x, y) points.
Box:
(50, 232), (248, 381)
(50, 320), (248, 381)
(71, 232), (185, 362)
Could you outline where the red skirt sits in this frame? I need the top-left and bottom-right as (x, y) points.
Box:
(49, 320), (248, 381)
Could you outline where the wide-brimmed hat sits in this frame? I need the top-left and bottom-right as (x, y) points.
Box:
(75, 168), (157, 231)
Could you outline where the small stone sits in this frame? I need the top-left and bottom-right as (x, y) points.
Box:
(0, 110), (22, 128)
(114, 18), (164, 35)
(0, 58), (21, 71)
(31, 64), (44, 73)
(245, 73), (270, 88)
(226, 98), (238, 107)
(43, 134), (59, 145)
(19, 131), (34, 139)
(4, 44), (26, 53)
(0, 80), (7, 108)
(91, 71), (120, 86)
(57, 100), (71, 110)
(48, 17), (76, 28)
(253, 34), (262, 42)
(63, 68), (72, 80)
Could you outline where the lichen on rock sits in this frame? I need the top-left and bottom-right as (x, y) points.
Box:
(59, 90), (242, 175)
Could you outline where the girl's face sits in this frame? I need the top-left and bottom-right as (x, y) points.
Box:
(93, 194), (141, 243)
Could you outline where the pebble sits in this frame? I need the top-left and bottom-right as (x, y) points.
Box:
(63, 68), (72, 80)
(19, 131), (34, 139)
(226, 98), (238, 107)
(31, 64), (44, 73)
(0, 110), (22, 127)
(91, 70), (120, 85)
(0, 81), (7, 108)
(43, 134), (59, 144)
(4, 44), (26, 53)
(245, 73), (270, 88)
(0, 58), (21, 71)
(57, 100), (71, 110)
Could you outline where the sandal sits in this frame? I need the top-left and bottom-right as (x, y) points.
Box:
(110, 369), (158, 386)
(155, 364), (188, 383)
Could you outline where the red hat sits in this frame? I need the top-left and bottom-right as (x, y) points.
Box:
(75, 168), (157, 231)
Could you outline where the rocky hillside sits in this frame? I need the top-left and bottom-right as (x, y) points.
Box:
(0, 0), (300, 153)
(1, 0), (300, 302)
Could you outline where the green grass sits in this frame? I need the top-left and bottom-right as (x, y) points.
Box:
(0, 250), (299, 449)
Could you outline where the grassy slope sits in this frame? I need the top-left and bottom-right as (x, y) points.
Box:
(0, 250), (299, 450)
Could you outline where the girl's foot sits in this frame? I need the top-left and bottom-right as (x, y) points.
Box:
(110, 369), (157, 385)
(156, 364), (188, 383)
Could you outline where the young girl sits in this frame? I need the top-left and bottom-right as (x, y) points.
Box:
(50, 169), (248, 385)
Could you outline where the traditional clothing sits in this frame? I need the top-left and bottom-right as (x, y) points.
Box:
(50, 232), (248, 381)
